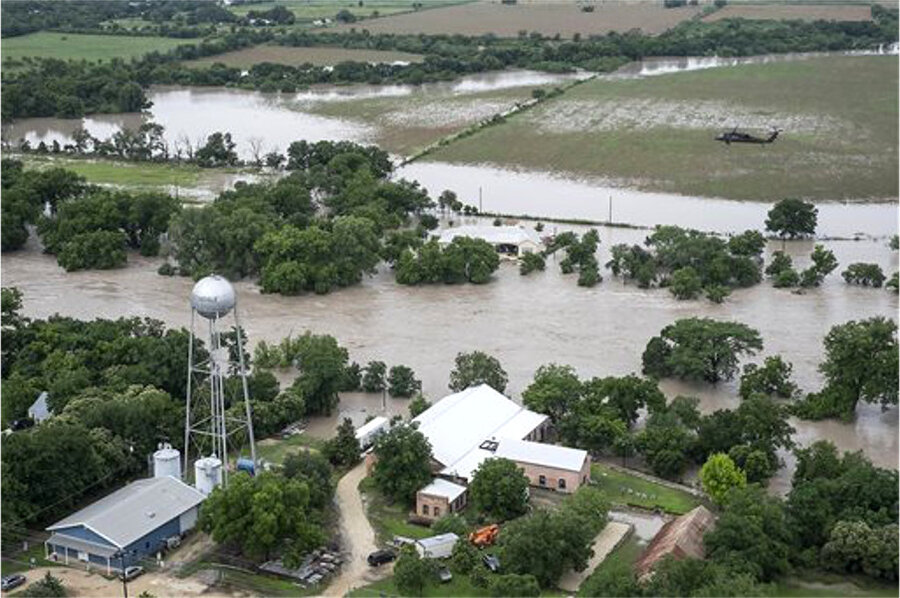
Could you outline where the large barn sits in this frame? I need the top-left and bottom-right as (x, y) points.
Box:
(45, 476), (205, 574)
(412, 385), (589, 521)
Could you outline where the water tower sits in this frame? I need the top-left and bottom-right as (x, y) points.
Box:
(183, 275), (256, 490)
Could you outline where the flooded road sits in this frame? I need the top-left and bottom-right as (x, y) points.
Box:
(4, 221), (896, 492)
(398, 164), (898, 239)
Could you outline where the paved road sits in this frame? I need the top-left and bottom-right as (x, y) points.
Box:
(557, 521), (632, 593)
(322, 463), (390, 597)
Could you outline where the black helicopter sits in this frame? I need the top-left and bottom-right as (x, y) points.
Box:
(715, 127), (781, 144)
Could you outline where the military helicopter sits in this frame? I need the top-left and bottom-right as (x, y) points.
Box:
(715, 127), (781, 145)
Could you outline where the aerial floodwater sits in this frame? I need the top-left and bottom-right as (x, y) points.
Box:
(4, 219), (897, 495)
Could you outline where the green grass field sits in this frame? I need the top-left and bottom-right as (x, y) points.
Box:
(1, 32), (193, 63)
(0, 544), (61, 577)
(424, 56), (899, 201)
(576, 532), (642, 596)
(225, 0), (463, 21)
(21, 156), (202, 187)
(184, 44), (424, 68)
(256, 432), (326, 465)
(358, 476), (433, 545)
(591, 463), (702, 515)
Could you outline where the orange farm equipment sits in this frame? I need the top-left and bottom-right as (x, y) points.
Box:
(469, 524), (500, 548)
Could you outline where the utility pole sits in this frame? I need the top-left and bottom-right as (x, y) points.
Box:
(115, 550), (129, 598)
(608, 195), (613, 223)
(478, 187), (483, 213)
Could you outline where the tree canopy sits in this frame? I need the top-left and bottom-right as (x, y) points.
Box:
(448, 351), (508, 393)
(469, 458), (530, 521)
(372, 424), (433, 505)
(765, 198), (818, 239)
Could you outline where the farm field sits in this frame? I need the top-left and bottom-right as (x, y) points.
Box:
(326, 0), (701, 37)
(183, 44), (424, 68)
(225, 0), (465, 20)
(703, 3), (873, 22)
(423, 55), (899, 201)
(0, 32), (192, 63)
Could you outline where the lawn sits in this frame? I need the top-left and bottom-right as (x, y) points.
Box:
(349, 568), (568, 597)
(20, 156), (202, 187)
(591, 463), (701, 515)
(0, 543), (61, 577)
(704, 4), (872, 23)
(225, 0), (463, 21)
(1, 32), (193, 63)
(425, 55), (899, 201)
(326, 1), (700, 37)
(256, 432), (326, 466)
(183, 44), (424, 68)
(576, 533), (642, 596)
(773, 570), (900, 598)
(358, 476), (432, 545)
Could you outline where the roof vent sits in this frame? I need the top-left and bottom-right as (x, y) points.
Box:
(479, 440), (499, 452)
(146, 511), (156, 519)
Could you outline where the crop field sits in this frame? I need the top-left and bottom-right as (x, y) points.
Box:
(226, 0), (465, 20)
(424, 56), (899, 201)
(183, 44), (424, 68)
(306, 81), (564, 155)
(326, 0), (701, 37)
(703, 3), (872, 23)
(0, 32), (192, 63)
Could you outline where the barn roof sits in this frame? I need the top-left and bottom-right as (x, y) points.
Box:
(634, 505), (716, 580)
(47, 476), (205, 549)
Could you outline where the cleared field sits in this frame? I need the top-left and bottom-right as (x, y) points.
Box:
(184, 44), (424, 68)
(704, 3), (872, 22)
(226, 0), (462, 19)
(0, 32), (192, 63)
(424, 56), (899, 201)
(327, 1), (701, 37)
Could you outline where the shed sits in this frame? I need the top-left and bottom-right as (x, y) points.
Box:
(415, 533), (459, 559)
(355, 416), (389, 450)
(634, 505), (716, 581)
(416, 478), (468, 522)
(45, 476), (205, 574)
(28, 391), (51, 423)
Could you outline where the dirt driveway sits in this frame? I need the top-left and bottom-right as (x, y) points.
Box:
(6, 565), (230, 598)
(322, 463), (391, 597)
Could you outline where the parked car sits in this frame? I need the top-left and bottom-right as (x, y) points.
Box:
(366, 549), (396, 567)
(120, 566), (144, 581)
(482, 553), (500, 573)
(437, 566), (453, 583)
(1, 574), (26, 591)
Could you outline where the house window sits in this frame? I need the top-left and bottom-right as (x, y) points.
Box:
(422, 504), (429, 515)
(558, 478), (566, 490)
(539, 475), (546, 486)
(433, 507), (440, 517)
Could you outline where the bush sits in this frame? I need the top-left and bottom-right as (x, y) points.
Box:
(157, 262), (176, 276)
(842, 263), (886, 287)
(519, 252), (545, 275)
(388, 365), (421, 397)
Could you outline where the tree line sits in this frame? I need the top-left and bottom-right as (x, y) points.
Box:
(3, 8), (897, 121)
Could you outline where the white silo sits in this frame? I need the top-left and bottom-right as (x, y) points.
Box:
(153, 443), (182, 479)
(194, 455), (223, 496)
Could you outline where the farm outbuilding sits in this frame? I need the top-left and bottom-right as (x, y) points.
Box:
(634, 505), (716, 581)
(416, 478), (468, 522)
(45, 476), (205, 574)
(437, 225), (544, 257)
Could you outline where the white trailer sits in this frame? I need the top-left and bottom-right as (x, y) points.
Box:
(355, 416), (389, 450)
(415, 533), (459, 559)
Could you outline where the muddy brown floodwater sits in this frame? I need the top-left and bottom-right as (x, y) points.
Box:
(3, 220), (897, 494)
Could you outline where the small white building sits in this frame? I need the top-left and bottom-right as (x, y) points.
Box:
(415, 533), (459, 559)
(28, 391), (51, 423)
(416, 478), (468, 522)
(438, 225), (544, 257)
(355, 416), (389, 450)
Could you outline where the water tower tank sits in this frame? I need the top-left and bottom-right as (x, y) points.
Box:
(194, 455), (223, 496)
(153, 443), (181, 479)
(190, 275), (236, 320)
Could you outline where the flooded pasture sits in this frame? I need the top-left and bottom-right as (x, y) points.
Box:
(3, 221), (896, 493)
(397, 162), (899, 238)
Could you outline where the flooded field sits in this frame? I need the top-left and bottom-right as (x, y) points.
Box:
(397, 162), (899, 238)
(3, 222), (896, 493)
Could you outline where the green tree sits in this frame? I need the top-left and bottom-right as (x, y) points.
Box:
(522, 363), (582, 425)
(388, 365), (421, 397)
(641, 318), (763, 383)
(699, 453), (746, 504)
(394, 546), (434, 596)
(362, 360), (387, 393)
(841, 263), (886, 287)
(519, 252), (546, 275)
(490, 574), (540, 597)
(636, 411), (693, 479)
(469, 458), (530, 521)
(449, 351), (508, 393)
(765, 250), (793, 277)
(19, 573), (66, 597)
(323, 418), (361, 467)
(57, 230), (127, 271)
(431, 513), (468, 537)
(199, 472), (325, 560)
(282, 450), (334, 510)
(822, 520), (899, 581)
(288, 332), (349, 416)
(704, 485), (792, 581)
(739, 355), (798, 400)
(372, 424), (433, 504)
(765, 198), (818, 239)
(799, 245), (838, 288)
(408, 393), (431, 418)
(450, 539), (480, 574)
(562, 486), (609, 534)
(669, 266), (702, 300)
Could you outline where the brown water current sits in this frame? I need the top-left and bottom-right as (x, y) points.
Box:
(3, 222), (897, 494)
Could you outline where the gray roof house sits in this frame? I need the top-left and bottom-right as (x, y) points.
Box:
(45, 476), (205, 573)
(28, 391), (51, 423)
